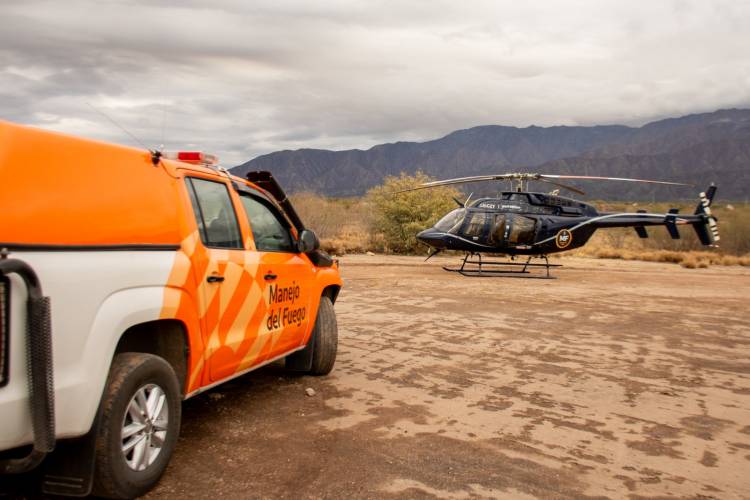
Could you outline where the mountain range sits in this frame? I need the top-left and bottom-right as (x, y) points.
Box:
(233, 108), (750, 201)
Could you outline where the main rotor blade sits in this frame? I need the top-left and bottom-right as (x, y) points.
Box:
(392, 174), (516, 194)
(391, 172), (691, 195)
(540, 174), (692, 187)
(536, 177), (586, 196)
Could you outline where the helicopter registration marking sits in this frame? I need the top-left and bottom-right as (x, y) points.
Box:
(555, 229), (573, 249)
(477, 202), (522, 210)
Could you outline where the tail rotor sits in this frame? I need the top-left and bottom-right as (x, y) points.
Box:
(692, 184), (720, 246)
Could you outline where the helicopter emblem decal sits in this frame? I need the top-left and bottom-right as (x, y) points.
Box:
(555, 229), (573, 249)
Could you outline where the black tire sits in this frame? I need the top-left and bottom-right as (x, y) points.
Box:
(309, 296), (338, 375)
(92, 353), (181, 499)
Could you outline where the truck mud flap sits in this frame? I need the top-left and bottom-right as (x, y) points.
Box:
(41, 420), (99, 496)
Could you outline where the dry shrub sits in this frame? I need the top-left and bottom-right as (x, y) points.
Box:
(647, 251), (683, 263)
(366, 172), (460, 254)
(319, 229), (371, 255)
(594, 248), (624, 259)
(290, 192), (374, 255)
(680, 256), (699, 269)
(291, 193), (372, 240)
(680, 256), (709, 269)
(585, 247), (750, 268)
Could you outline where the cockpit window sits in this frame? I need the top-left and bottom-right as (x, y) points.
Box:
(464, 212), (489, 237)
(434, 208), (466, 234)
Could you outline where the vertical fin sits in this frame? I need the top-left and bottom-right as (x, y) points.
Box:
(665, 208), (680, 239)
(634, 209), (649, 238)
(692, 185), (719, 245)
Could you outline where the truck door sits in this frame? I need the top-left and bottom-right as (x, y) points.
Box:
(236, 192), (315, 363)
(185, 176), (266, 383)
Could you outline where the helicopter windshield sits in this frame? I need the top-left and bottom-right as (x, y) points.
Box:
(434, 208), (466, 234)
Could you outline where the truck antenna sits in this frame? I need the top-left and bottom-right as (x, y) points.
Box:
(86, 102), (162, 166)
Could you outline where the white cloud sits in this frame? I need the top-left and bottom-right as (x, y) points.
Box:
(1, 0), (749, 165)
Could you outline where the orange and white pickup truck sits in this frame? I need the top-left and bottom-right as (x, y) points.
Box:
(0, 121), (342, 498)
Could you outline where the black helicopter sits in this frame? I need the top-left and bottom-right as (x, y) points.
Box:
(400, 173), (719, 278)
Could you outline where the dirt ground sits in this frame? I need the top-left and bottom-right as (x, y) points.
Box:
(146, 255), (750, 499)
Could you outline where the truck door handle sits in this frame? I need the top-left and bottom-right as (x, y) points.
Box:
(264, 273), (277, 281)
(207, 275), (225, 283)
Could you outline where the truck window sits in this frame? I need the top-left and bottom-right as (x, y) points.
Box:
(239, 194), (295, 252)
(186, 177), (243, 249)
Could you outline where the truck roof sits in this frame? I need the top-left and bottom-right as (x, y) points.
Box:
(0, 120), (241, 248)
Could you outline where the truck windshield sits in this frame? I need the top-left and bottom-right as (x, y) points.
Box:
(434, 208), (466, 234)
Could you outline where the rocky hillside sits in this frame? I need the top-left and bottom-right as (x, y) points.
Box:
(233, 108), (750, 200)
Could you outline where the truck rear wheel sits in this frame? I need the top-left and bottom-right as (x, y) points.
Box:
(309, 296), (338, 375)
(92, 353), (181, 499)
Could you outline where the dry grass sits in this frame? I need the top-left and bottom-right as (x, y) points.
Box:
(589, 201), (750, 256)
(571, 201), (750, 267)
(292, 192), (750, 267)
(574, 244), (750, 268)
(572, 223), (750, 268)
(290, 193), (373, 255)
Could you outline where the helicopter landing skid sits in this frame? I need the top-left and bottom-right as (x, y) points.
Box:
(443, 253), (561, 279)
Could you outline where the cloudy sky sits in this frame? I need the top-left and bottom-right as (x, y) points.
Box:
(2, 0), (749, 165)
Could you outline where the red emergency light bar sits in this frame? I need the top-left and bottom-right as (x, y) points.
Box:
(163, 151), (219, 166)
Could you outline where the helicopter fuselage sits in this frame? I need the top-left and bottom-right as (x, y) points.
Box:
(416, 190), (712, 256)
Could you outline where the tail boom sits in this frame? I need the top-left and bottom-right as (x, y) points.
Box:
(582, 185), (719, 247)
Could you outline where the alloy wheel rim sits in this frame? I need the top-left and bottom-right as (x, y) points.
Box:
(121, 383), (169, 471)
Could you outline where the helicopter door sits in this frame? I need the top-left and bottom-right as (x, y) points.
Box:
(462, 212), (491, 244)
(507, 215), (537, 245)
(489, 214), (507, 245)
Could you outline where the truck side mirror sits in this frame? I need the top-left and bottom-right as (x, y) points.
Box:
(297, 229), (320, 253)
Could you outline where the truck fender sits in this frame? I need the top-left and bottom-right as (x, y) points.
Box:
(58, 286), (196, 440)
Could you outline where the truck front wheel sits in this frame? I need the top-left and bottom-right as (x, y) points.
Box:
(309, 296), (338, 375)
(92, 353), (181, 499)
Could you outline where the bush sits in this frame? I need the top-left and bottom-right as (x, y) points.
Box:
(290, 192), (373, 255)
(366, 172), (461, 254)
